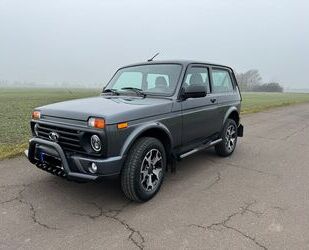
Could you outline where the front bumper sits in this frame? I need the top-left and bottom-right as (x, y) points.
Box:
(26, 138), (124, 181)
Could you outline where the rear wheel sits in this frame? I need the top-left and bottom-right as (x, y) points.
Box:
(121, 137), (166, 202)
(215, 118), (238, 157)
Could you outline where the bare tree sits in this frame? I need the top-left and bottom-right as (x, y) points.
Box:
(236, 69), (262, 91)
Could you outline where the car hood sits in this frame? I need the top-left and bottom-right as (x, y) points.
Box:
(37, 96), (174, 124)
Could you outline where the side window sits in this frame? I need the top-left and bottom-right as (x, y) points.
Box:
(184, 67), (210, 93)
(211, 69), (234, 93)
(112, 72), (142, 89)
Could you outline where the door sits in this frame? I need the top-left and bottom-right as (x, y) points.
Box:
(181, 65), (221, 146)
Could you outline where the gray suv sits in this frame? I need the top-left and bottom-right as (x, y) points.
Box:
(26, 60), (243, 202)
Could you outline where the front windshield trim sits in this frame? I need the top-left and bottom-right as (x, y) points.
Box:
(103, 63), (183, 97)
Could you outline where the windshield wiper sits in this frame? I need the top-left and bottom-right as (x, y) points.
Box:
(121, 87), (146, 97)
(102, 88), (120, 95)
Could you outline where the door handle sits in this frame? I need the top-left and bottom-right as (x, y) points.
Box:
(210, 98), (216, 103)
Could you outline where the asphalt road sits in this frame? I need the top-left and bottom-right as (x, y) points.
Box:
(1, 103), (309, 250)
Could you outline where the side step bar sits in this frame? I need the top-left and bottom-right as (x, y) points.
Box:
(179, 138), (222, 159)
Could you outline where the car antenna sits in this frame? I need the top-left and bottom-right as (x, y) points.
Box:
(147, 52), (159, 62)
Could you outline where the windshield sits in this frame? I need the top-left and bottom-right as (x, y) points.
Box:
(104, 64), (182, 96)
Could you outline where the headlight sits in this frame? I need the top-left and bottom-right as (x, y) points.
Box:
(91, 135), (102, 152)
(34, 123), (39, 136)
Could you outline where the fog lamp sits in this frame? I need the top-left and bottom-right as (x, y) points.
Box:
(89, 163), (98, 173)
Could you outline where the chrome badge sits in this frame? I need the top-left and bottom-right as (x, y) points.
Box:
(49, 132), (59, 142)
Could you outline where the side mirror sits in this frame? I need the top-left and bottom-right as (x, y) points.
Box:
(183, 85), (207, 99)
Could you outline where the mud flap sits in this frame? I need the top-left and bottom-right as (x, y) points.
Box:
(238, 124), (244, 137)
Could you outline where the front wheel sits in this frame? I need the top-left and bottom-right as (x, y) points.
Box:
(215, 119), (238, 157)
(121, 137), (166, 202)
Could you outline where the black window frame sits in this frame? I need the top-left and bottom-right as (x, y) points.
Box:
(179, 64), (211, 97)
(209, 67), (236, 94)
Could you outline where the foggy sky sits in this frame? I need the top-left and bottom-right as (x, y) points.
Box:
(0, 0), (308, 89)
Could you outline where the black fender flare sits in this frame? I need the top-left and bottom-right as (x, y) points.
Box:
(119, 122), (174, 157)
(223, 106), (239, 127)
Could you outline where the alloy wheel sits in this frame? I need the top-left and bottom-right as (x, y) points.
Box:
(225, 124), (237, 152)
(140, 149), (163, 191)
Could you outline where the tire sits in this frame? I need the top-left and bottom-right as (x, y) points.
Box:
(121, 137), (166, 202)
(215, 118), (238, 157)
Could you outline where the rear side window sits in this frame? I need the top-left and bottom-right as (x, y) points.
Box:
(211, 69), (234, 93)
(184, 67), (210, 93)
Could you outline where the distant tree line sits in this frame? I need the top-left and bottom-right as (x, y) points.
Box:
(235, 70), (283, 92)
(0, 80), (102, 88)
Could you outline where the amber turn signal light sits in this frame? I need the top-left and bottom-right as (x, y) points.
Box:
(32, 111), (41, 120)
(88, 117), (105, 129)
(117, 122), (128, 129)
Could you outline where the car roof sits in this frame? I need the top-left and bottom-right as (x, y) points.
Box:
(121, 60), (233, 70)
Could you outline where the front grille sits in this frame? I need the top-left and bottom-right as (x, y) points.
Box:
(36, 123), (85, 153)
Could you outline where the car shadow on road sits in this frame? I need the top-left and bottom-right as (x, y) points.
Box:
(27, 148), (221, 211)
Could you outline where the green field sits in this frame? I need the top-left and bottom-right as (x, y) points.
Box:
(1, 88), (309, 160)
(0, 88), (99, 160)
(241, 92), (309, 114)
